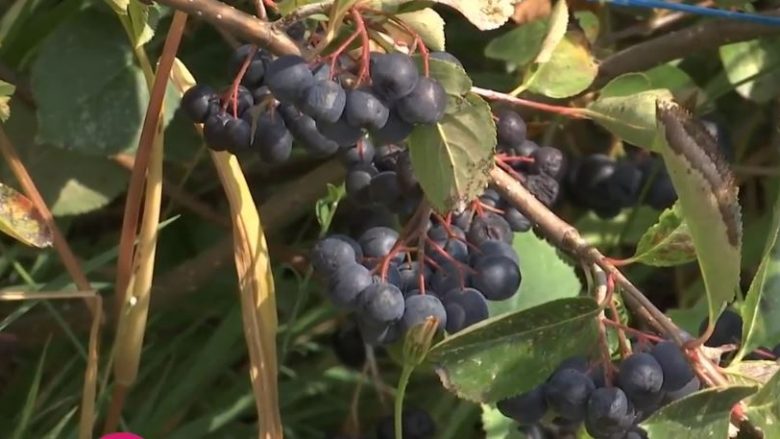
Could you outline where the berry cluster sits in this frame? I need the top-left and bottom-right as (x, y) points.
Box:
(310, 209), (523, 344)
(498, 341), (700, 439)
(180, 44), (448, 162)
(567, 152), (677, 219)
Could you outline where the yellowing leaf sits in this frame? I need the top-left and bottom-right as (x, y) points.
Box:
(0, 182), (52, 248)
(534, 0), (567, 64)
(0, 80), (15, 122)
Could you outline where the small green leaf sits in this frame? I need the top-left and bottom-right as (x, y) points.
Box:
(630, 203), (696, 266)
(488, 231), (581, 315)
(408, 93), (495, 213)
(315, 183), (345, 234)
(534, 0), (568, 64)
(0, 79), (15, 121)
(526, 32), (597, 99)
(641, 386), (756, 437)
(585, 83), (673, 150)
(127, 0), (160, 48)
(481, 404), (526, 439)
(30, 9), (179, 155)
(574, 11), (599, 43)
(720, 36), (780, 103)
(396, 8), (446, 51)
(12, 339), (49, 439)
(415, 55), (472, 97)
(654, 99), (742, 331)
(645, 63), (698, 97)
(429, 297), (600, 402)
(745, 369), (780, 436)
(738, 186), (780, 360)
(484, 20), (548, 67)
(0, 182), (52, 248)
(598, 73), (652, 98)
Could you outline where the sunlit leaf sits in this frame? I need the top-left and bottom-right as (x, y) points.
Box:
(0, 182), (52, 248)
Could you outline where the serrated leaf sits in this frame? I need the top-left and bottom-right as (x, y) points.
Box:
(641, 386), (756, 437)
(526, 31), (597, 99)
(630, 203), (696, 266)
(0, 182), (52, 248)
(395, 8), (446, 51)
(534, 0), (567, 64)
(481, 404), (527, 439)
(429, 297), (600, 402)
(488, 231), (581, 315)
(414, 55), (471, 97)
(738, 185), (780, 359)
(30, 9), (178, 155)
(654, 99), (742, 330)
(745, 369), (780, 437)
(128, 0), (159, 48)
(484, 19), (548, 67)
(429, 0), (518, 30)
(408, 93), (495, 213)
(585, 84), (673, 150)
(720, 36), (780, 103)
(0, 79), (15, 122)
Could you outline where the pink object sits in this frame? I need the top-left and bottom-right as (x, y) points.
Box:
(100, 434), (143, 439)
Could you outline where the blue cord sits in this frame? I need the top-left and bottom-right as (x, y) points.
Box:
(589, 0), (780, 26)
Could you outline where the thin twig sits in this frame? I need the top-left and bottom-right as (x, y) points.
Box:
(471, 86), (587, 118)
(0, 127), (95, 313)
(596, 9), (780, 87)
(154, 0), (302, 56)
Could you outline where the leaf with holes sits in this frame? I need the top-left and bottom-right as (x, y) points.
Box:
(654, 99), (742, 332)
(745, 369), (780, 437)
(630, 203), (696, 266)
(0, 182), (51, 248)
(429, 297), (600, 402)
(641, 386), (756, 436)
(408, 93), (495, 213)
(30, 9), (178, 155)
(584, 79), (672, 150)
(737, 185), (780, 360)
(488, 231), (581, 315)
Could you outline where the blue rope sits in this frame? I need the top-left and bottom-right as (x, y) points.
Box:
(589, 0), (780, 26)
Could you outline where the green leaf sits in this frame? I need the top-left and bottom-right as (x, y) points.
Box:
(644, 63), (698, 97)
(724, 360), (780, 387)
(598, 73), (652, 98)
(745, 369), (780, 436)
(576, 206), (661, 247)
(534, 0), (568, 64)
(720, 36), (780, 103)
(488, 232), (581, 315)
(574, 11), (599, 43)
(429, 297), (600, 402)
(415, 55), (472, 97)
(30, 9), (178, 155)
(0, 182), (52, 248)
(484, 20), (548, 67)
(12, 339), (49, 439)
(526, 31), (597, 99)
(408, 93), (495, 213)
(0, 79), (15, 122)
(641, 386), (756, 437)
(315, 183), (345, 234)
(585, 81), (673, 150)
(4, 98), (129, 216)
(630, 203), (696, 266)
(738, 185), (780, 360)
(103, 0), (129, 15)
(654, 99), (742, 330)
(396, 8), (446, 51)
(481, 404), (526, 439)
(128, 0), (160, 48)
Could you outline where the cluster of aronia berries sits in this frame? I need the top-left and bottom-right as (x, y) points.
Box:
(180, 44), (449, 162)
(566, 151), (677, 219)
(498, 340), (700, 439)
